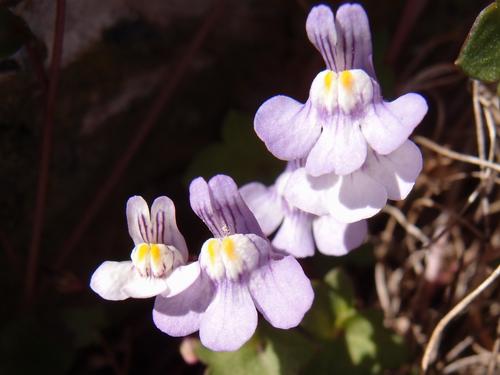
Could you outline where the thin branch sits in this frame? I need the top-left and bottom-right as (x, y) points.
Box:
(55, 0), (224, 268)
(421, 265), (500, 372)
(414, 136), (500, 173)
(24, 0), (66, 305)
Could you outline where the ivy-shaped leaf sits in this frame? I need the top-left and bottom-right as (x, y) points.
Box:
(456, 2), (500, 82)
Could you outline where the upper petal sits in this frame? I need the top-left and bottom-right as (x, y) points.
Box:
(363, 140), (423, 200)
(189, 175), (263, 237)
(361, 93), (428, 155)
(248, 256), (314, 329)
(325, 171), (388, 223)
(272, 208), (315, 258)
(153, 270), (215, 337)
(306, 5), (338, 70)
(126, 196), (152, 244)
(335, 4), (375, 76)
(306, 4), (375, 76)
(150, 196), (188, 262)
(90, 260), (169, 300)
(240, 182), (284, 236)
(254, 96), (321, 161)
(312, 215), (367, 256)
(199, 281), (257, 351)
(305, 115), (367, 176)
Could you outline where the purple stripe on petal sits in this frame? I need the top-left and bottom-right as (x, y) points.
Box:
(153, 271), (215, 337)
(126, 196), (152, 245)
(199, 281), (257, 352)
(249, 256), (313, 329)
(306, 5), (337, 70)
(189, 177), (226, 236)
(151, 196), (188, 261)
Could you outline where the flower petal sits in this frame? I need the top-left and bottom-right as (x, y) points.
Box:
(240, 182), (284, 235)
(335, 3), (375, 76)
(364, 140), (423, 200)
(362, 93), (427, 155)
(126, 196), (152, 245)
(272, 208), (315, 258)
(325, 171), (388, 223)
(306, 5), (338, 70)
(164, 262), (202, 298)
(283, 167), (332, 216)
(305, 115), (367, 176)
(306, 4), (375, 76)
(313, 216), (367, 256)
(254, 96), (321, 161)
(189, 175), (263, 237)
(90, 261), (169, 300)
(153, 271), (215, 337)
(249, 256), (314, 329)
(151, 196), (188, 262)
(199, 281), (257, 351)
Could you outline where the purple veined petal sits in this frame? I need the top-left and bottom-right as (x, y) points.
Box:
(283, 167), (332, 216)
(153, 270), (215, 337)
(254, 96), (321, 161)
(306, 5), (338, 70)
(90, 261), (169, 300)
(305, 114), (368, 176)
(199, 280), (258, 351)
(312, 215), (367, 256)
(150, 196), (188, 262)
(126, 196), (152, 245)
(189, 175), (264, 238)
(249, 255), (314, 329)
(240, 182), (284, 236)
(325, 170), (388, 223)
(364, 140), (423, 200)
(362, 93), (428, 155)
(164, 262), (201, 298)
(335, 3), (375, 77)
(272, 208), (315, 258)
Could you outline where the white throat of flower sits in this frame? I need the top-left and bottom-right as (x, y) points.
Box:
(200, 234), (260, 281)
(310, 68), (374, 113)
(131, 243), (181, 278)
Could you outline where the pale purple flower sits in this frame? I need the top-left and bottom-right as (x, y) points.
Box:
(285, 140), (423, 223)
(153, 175), (314, 352)
(90, 196), (195, 300)
(240, 161), (367, 257)
(254, 4), (427, 177)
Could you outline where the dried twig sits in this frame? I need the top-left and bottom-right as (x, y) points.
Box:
(414, 136), (500, 173)
(421, 265), (500, 372)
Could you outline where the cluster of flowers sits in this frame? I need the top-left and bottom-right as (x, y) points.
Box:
(90, 3), (427, 352)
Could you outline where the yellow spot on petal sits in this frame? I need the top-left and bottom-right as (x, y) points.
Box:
(207, 239), (219, 265)
(339, 70), (354, 90)
(324, 71), (335, 90)
(150, 244), (161, 266)
(137, 243), (150, 263)
(222, 237), (237, 261)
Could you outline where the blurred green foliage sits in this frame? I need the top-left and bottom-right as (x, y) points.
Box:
(197, 268), (407, 375)
(456, 2), (500, 83)
(184, 111), (284, 186)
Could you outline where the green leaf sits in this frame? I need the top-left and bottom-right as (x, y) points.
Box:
(456, 3), (500, 82)
(196, 324), (313, 375)
(184, 110), (283, 186)
(0, 8), (31, 59)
